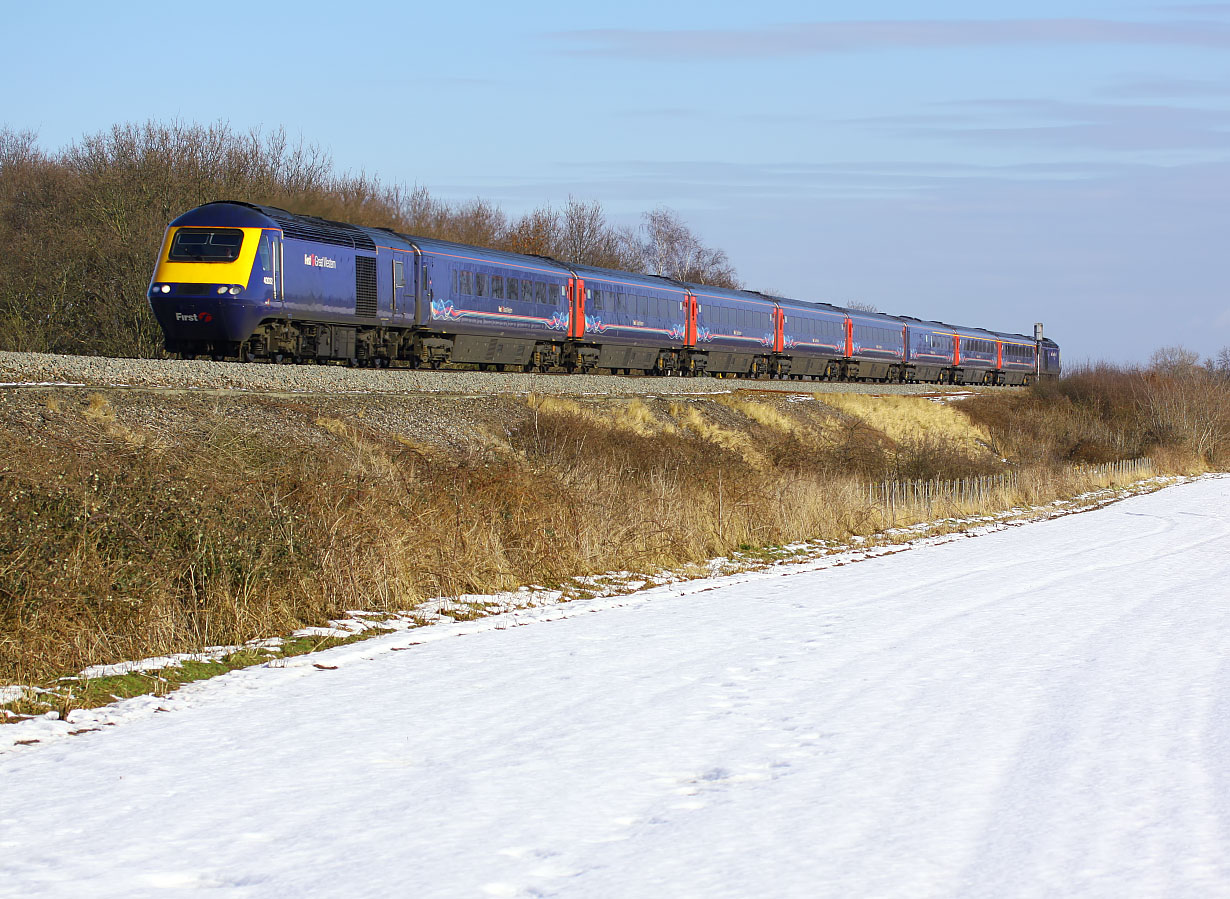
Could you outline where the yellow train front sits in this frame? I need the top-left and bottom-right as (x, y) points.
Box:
(147, 203), (282, 358)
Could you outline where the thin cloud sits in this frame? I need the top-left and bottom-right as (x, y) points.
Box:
(852, 98), (1230, 152)
(551, 19), (1230, 59)
(1101, 77), (1230, 99)
(442, 158), (1200, 211)
(1166, 4), (1230, 15)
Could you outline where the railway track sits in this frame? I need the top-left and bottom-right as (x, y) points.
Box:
(0, 351), (1003, 398)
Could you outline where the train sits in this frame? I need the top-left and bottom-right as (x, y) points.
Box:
(148, 201), (1061, 385)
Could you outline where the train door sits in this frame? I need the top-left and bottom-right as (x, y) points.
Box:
(416, 253), (434, 324)
(391, 255), (409, 320)
(684, 292), (698, 346)
(259, 229), (283, 308)
(773, 306), (785, 353)
(568, 277), (586, 338)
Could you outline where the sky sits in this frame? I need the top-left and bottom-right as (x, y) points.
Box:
(4, 1), (1229, 363)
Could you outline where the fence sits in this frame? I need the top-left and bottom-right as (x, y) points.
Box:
(865, 457), (1155, 521)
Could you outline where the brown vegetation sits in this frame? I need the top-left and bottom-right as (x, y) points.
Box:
(962, 360), (1230, 469)
(4, 365), (1227, 690)
(0, 121), (738, 358)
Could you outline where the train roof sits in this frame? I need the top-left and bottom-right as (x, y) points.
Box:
(393, 233), (573, 277)
(677, 281), (780, 309)
(171, 201), (285, 231)
(837, 307), (906, 327)
(757, 294), (848, 317)
(567, 261), (688, 294)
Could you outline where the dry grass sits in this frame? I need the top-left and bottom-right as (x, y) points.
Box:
(526, 394), (676, 439)
(819, 393), (994, 454)
(2, 376), (1220, 691)
(670, 402), (768, 469)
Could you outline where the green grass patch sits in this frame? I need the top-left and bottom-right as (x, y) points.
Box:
(2, 628), (393, 723)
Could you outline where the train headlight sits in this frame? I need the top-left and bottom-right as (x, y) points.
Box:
(229, 286), (242, 295)
(217, 286), (228, 295)
(159, 284), (171, 294)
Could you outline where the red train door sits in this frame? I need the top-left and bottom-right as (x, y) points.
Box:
(953, 335), (962, 366)
(568, 278), (585, 338)
(684, 292), (698, 346)
(844, 317), (854, 357)
(773, 306), (785, 353)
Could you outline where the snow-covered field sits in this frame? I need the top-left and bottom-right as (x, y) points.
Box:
(3, 478), (1229, 898)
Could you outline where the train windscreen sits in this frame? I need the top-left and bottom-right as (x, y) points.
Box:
(169, 228), (244, 262)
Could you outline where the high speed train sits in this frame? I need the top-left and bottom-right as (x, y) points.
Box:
(148, 201), (1060, 384)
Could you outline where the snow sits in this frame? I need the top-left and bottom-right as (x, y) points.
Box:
(2, 478), (1230, 898)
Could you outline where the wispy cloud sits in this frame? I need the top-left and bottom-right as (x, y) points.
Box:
(550, 18), (1230, 59)
(1100, 77), (1230, 99)
(1166, 4), (1230, 16)
(436, 157), (1208, 211)
(851, 98), (1230, 152)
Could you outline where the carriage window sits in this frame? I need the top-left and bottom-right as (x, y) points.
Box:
(507, 278), (518, 302)
(169, 228), (244, 262)
(476, 274), (487, 297)
(492, 276), (504, 299)
(534, 282), (546, 304)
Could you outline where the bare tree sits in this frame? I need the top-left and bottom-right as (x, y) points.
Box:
(846, 301), (879, 313)
(1149, 345), (1201, 377)
(633, 206), (738, 287)
(1205, 346), (1230, 380)
(556, 196), (628, 268)
(505, 204), (560, 257)
(442, 197), (507, 248)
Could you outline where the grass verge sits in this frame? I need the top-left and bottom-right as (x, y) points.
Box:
(2, 372), (1224, 708)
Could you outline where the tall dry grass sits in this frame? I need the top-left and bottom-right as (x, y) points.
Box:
(2, 375), (1220, 689)
(964, 362), (1230, 471)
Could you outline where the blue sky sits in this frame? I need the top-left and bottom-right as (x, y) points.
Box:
(5, 1), (1229, 363)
